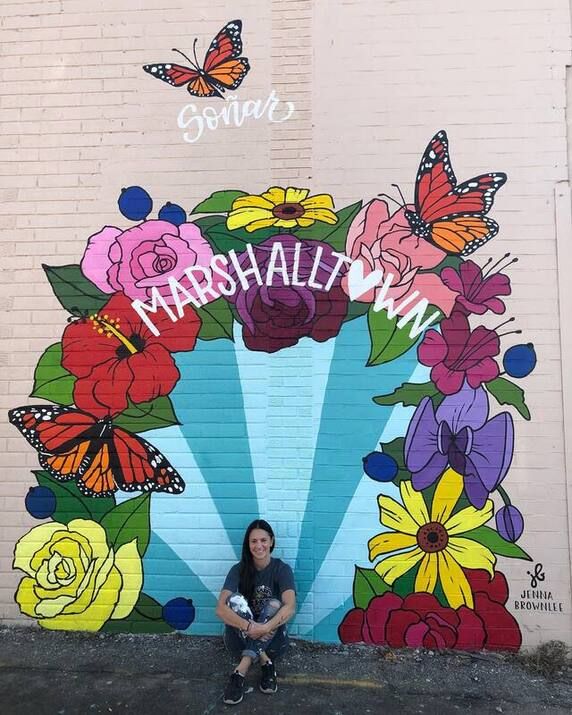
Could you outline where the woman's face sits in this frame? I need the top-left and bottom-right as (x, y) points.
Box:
(248, 528), (273, 564)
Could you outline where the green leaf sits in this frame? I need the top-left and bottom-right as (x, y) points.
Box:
(33, 470), (115, 523)
(486, 377), (531, 420)
(206, 222), (279, 254)
(294, 201), (363, 251)
(100, 493), (151, 557)
(367, 306), (421, 366)
(463, 525), (532, 561)
(112, 396), (180, 434)
(379, 437), (410, 484)
(196, 297), (234, 341)
(342, 300), (369, 324)
(373, 380), (439, 408)
(100, 593), (174, 634)
(192, 190), (247, 214)
(43, 264), (110, 314)
(353, 566), (390, 609)
(30, 343), (76, 405)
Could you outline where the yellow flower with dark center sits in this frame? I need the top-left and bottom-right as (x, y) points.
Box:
(368, 469), (496, 609)
(226, 186), (338, 232)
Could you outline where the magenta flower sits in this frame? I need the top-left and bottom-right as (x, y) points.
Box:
(418, 311), (500, 395)
(441, 259), (511, 316)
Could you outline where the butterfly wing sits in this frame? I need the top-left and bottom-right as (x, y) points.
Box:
(187, 75), (225, 98)
(8, 405), (104, 485)
(203, 19), (244, 71)
(109, 427), (185, 495)
(414, 129), (457, 218)
(429, 215), (499, 257)
(143, 63), (200, 87)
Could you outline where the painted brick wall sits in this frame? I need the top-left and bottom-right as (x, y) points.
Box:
(1, 0), (571, 647)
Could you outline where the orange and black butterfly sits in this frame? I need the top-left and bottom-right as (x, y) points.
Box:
(9, 405), (185, 498)
(143, 19), (250, 99)
(404, 130), (507, 256)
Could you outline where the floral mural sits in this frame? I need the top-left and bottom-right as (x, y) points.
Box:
(8, 130), (537, 648)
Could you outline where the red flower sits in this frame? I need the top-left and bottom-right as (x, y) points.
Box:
(441, 259), (511, 317)
(418, 311), (500, 395)
(62, 293), (201, 417)
(338, 570), (521, 652)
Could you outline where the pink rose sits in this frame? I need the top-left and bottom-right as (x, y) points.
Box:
(81, 220), (216, 305)
(341, 199), (459, 315)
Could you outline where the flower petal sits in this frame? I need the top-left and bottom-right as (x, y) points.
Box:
(261, 186), (286, 205)
(13, 523), (67, 577)
(110, 539), (143, 620)
(232, 195), (274, 210)
(226, 207), (274, 230)
(368, 532), (417, 560)
(418, 330), (448, 367)
(447, 537), (496, 577)
(431, 468), (464, 524)
(400, 480), (430, 526)
(435, 382), (489, 432)
(241, 217), (279, 232)
(378, 495), (420, 536)
(273, 219), (298, 229)
(284, 187), (310, 203)
(301, 208), (338, 225)
(414, 553), (438, 593)
(444, 499), (494, 536)
(301, 193), (335, 210)
(375, 548), (424, 585)
(404, 397), (440, 473)
(437, 549), (474, 609)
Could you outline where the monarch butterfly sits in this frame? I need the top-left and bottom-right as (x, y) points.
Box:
(9, 405), (185, 498)
(143, 19), (250, 99)
(404, 130), (507, 256)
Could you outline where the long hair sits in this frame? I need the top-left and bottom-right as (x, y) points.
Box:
(238, 519), (275, 605)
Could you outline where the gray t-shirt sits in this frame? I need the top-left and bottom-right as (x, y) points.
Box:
(223, 557), (295, 617)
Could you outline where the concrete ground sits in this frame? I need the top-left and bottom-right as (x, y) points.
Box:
(1, 626), (571, 714)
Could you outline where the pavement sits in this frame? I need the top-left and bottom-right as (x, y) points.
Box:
(1, 626), (572, 714)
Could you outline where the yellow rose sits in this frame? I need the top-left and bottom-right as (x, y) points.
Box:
(13, 518), (143, 631)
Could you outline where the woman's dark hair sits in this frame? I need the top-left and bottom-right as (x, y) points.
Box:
(238, 519), (275, 605)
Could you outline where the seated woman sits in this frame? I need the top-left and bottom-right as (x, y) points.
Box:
(215, 519), (296, 705)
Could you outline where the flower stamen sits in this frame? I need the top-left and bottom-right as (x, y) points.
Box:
(89, 314), (139, 354)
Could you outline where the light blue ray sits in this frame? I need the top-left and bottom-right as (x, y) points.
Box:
(142, 532), (219, 635)
(171, 339), (259, 556)
(294, 316), (421, 608)
(116, 425), (237, 600)
(233, 323), (336, 573)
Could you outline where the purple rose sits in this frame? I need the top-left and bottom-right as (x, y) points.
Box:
(81, 220), (215, 305)
(227, 235), (349, 353)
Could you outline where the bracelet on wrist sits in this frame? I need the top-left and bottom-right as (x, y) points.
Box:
(245, 619), (252, 632)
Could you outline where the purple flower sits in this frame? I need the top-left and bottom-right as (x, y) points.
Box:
(227, 234), (348, 353)
(495, 505), (524, 542)
(404, 382), (514, 509)
(418, 311), (500, 395)
(441, 259), (511, 316)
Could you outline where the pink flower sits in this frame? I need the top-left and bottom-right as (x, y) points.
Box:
(341, 199), (459, 315)
(441, 259), (511, 316)
(81, 220), (216, 305)
(418, 311), (500, 395)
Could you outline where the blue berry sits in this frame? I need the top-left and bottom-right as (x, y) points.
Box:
(158, 202), (187, 226)
(162, 597), (195, 630)
(118, 186), (153, 221)
(362, 451), (398, 482)
(25, 486), (56, 520)
(503, 343), (537, 378)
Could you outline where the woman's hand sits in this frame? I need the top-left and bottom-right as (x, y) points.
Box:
(247, 621), (270, 640)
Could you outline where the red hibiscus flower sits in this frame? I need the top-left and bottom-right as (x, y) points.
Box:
(62, 293), (201, 417)
(338, 570), (521, 652)
(418, 311), (500, 395)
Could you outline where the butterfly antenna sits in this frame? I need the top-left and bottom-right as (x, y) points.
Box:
(172, 47), (198, 70)
(193, 38), (200, 69)
(391, 184), (407, 206)
(377, 193), (402, 208)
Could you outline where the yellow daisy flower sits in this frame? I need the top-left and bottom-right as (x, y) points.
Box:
(368, 468), (496, 609)
(226, 186), (338, 233)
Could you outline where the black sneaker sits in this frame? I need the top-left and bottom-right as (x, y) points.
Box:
(223, 671), (245, 705)
(259, 661), (278, 694)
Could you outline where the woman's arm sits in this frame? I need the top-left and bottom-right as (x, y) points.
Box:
(261, 589), (296, 634)
(215, 589), (252, 631)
